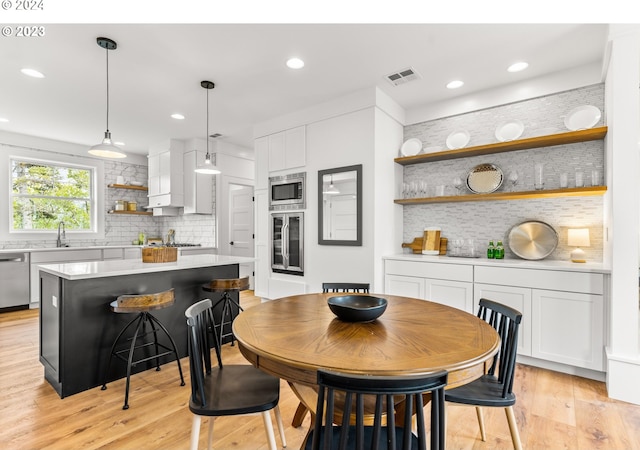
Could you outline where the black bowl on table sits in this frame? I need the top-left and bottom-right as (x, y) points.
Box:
(327, 295), (388, 322)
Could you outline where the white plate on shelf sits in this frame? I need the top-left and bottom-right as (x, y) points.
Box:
(466, 163), (504, 194)
(400, 138), (422, 157)
(495, 120), (524, 142)
(446, 130), (470, 149)
(564, 105), (601, 131)
(129, 181), (144, 186)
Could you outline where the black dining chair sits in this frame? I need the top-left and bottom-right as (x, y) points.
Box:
(184, 299), (286, 450)
(444, 298), (523, 450)
(304, 369), (448, 450)
(322, 282), (370, 293)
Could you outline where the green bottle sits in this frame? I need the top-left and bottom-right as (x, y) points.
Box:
(487, 240), (495, 259)
(495, 240), (505, 259)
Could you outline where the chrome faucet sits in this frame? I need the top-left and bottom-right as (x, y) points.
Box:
(56, 221), (67, 247)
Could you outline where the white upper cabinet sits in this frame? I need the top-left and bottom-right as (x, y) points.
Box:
(183, 138), (213, 214)
(147, 139), (184, 208)
(267, 126), (306, 173)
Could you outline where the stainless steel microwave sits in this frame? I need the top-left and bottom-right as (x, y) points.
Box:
(269, 172), (305, 210)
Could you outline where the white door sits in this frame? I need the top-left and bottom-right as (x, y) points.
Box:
(229, 184), (254, 258)
(327, 194), (357, 240)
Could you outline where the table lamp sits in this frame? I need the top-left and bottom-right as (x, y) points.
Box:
(567, 228), (590, 263)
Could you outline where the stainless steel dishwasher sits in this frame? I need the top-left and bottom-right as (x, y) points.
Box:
(0, 252), (30, 309)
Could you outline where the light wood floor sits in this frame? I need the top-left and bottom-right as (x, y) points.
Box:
(2, 291), (640, 450)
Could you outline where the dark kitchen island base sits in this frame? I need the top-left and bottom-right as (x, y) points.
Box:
(39, 261), (242, 398)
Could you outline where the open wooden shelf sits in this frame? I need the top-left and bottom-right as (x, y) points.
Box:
(107, 183), (148, 191)
(394, 126), (608, 166)
(108, 210), (153, 216)
(394, 186), (607, 205)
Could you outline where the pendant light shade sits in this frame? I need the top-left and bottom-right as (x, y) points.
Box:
(195, 80), (221, 175)
(88, 37), (126, 159)
(323, 174), (340, 194)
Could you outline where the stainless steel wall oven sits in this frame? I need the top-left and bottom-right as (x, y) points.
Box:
(271, 212), (303, 275)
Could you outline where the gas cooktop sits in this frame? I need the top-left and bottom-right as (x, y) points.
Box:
(165, 243), (202, 247)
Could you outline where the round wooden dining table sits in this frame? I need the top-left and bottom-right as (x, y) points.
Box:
(233, 292), (500, 427)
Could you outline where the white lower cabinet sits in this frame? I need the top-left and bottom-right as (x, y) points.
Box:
(473, 283), (533, 356)
(474, 265), (605, 371)
(531, 289), (604, 370)
(385, 274), (425, 299)
(384, 260), (473, 313)
(384, 257), (607, 373)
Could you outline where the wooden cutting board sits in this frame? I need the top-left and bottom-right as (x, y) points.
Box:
(402, 237), (448, 255)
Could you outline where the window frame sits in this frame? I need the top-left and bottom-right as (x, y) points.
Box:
(2, 147), (105, 242)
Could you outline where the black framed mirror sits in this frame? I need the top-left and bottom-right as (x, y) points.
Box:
(318, 164), (362, 246)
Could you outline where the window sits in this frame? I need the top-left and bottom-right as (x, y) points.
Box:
(11, 158), (95, 232)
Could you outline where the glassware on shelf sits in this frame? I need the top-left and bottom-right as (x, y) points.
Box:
(402, 182), (410, 199)
(409, 181), (419, 198)
(418, 180), (428, 197)
(534, 164), (544, 190)
(453, 176), (463, 194)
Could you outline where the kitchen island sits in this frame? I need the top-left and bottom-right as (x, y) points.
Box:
(37, 254), (254, 398)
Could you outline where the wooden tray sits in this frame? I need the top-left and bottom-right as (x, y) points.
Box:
(142, 246), (178, 263)
(402, 237), (448, 255)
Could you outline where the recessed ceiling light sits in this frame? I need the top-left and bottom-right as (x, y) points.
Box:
(171, 113), (185, 120)
(286, 58), (305, 69)
(21, 68), (45, 78)
(0, 117), (8, 122)
(507, 62), (529, 73)
(446, 80), (464, 89)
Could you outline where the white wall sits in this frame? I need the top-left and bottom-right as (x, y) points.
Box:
(304, 108), (376, 292)
(603, 24), (640, 405)
(373, 106), (405, 292)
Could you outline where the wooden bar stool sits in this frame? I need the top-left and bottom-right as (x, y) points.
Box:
(101, 288), (185, 410)
(201, 276), (249, 347)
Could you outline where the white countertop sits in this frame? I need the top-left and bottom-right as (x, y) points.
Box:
(37, 254), (255, 280)
(0, 245), (142, 254)
(383, 253), (611, 274)
(0, 245), (217, 254)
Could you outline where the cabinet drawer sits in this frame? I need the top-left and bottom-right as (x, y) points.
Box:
(385, 260), (473, 282)
(124, 248), (141, 259)
(474, 266), (603, 294)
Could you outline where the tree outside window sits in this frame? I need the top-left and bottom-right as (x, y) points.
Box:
(11, 159), (93, 231)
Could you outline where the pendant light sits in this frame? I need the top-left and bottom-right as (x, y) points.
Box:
(323, 174), (340, 194)
(194, 80), (221, 174)
(88, 37), (126, 159)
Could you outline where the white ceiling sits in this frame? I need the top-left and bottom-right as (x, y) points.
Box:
(0, 23), (608, 156)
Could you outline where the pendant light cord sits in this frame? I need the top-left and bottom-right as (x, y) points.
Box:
(105, 45), (110, 133)
(205, 85), (210, 158)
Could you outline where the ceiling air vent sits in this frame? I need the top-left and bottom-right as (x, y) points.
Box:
(385, 67), (421, 87)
